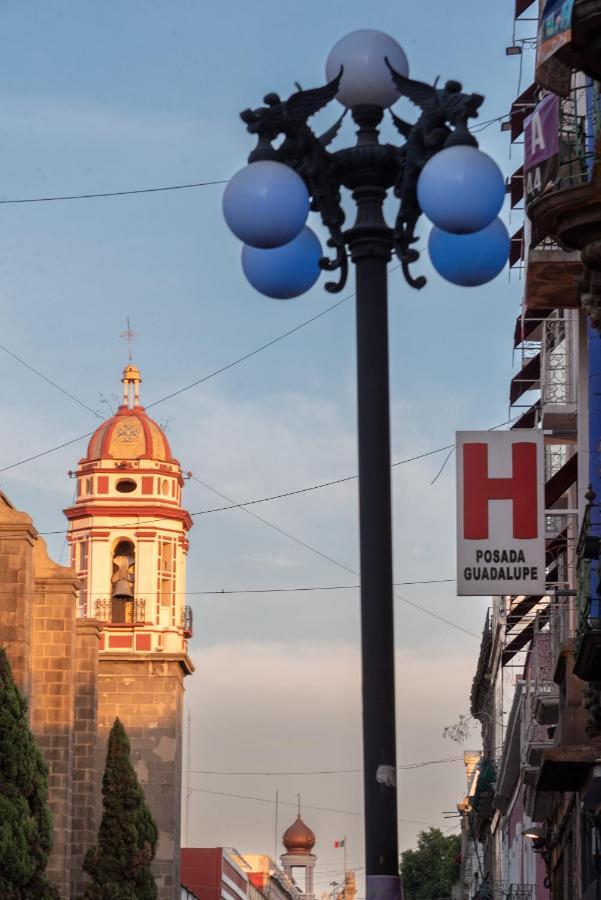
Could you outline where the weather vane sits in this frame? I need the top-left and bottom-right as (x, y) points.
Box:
(120, 317), (138, 362)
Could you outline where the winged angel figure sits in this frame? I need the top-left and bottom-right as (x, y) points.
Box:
(386, 63), (484, 287)
(240, 72), (348, 291)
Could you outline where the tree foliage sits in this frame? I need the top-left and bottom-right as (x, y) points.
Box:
(400, 827), (461, 900)
(0, 648), (59, 900)
(84, 717), (157, 900)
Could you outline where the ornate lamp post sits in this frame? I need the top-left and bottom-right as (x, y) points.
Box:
(223, 29), (508, 900)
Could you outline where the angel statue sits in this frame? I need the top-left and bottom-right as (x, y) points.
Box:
(385, 62), (484, 286)
(240, 73), (348, 291)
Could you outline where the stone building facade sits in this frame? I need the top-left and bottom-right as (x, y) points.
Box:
(0, 364), (194, 900)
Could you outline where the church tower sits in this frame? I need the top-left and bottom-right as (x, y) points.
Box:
(281, 812), (318, 900)
(65, 364), (194, 900)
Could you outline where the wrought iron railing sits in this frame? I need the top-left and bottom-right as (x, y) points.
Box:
(541, 312), (575, 408)
(182, 604), (193, 637)
(94, 597), (146, 624)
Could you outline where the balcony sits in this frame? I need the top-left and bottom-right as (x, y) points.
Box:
(524, 242), (581, 312)
(527, 85), (598, 250)
(95, 597), (146, 624)
(573, 0), (601, 81)
(182, 604), (193, 638)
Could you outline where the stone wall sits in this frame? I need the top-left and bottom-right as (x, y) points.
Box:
(97, 655), (187, 900)
(30, 539), (79, 898)
(0, 493), (36, 695)
(70, 618), (102, 900)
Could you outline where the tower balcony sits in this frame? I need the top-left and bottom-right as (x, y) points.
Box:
(182, 604), (193, 638)
(95, 597), (147, 625)
(94, 597), (192, 655)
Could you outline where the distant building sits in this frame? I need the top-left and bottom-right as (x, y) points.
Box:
(182, 813), (334, 900)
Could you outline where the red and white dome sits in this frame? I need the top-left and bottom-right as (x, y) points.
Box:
(83, 365), (175, 464)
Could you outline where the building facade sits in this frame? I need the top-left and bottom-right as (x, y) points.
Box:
(0, 364), (194, 900)
(457, 2), (601, 897)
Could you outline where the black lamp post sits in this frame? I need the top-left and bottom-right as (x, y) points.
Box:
(225, 29), (499, 900)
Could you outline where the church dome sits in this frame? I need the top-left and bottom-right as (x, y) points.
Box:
(282, 815), (315, 854)
(84, 365), (174, 463)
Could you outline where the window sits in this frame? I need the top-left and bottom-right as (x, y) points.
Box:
(116, 478), (137, 493)
(157, 537), (177, 625)
(74, 540), (89, 617)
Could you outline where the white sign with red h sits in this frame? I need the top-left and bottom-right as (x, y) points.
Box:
(456, 431), (545, 596)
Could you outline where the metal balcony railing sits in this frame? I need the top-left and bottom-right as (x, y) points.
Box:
(95, 597), (146, 624)
(182, 604), (193, 637)
(541, 312), (575, 408)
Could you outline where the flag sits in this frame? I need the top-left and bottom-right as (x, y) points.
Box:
(334, 839), (345, 848)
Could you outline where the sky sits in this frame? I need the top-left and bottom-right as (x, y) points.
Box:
(0, 0), (534, 892)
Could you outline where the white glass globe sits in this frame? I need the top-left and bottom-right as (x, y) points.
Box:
(325, 29), (409, 109)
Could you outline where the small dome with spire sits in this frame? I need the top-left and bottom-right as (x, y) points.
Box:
(84, 365), (174, 464)
(282, 815), (316, 855)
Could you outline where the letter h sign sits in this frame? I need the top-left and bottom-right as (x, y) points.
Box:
(463, 441), (538, 539)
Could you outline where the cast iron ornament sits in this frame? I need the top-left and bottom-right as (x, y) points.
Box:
(239, 64), (485, 291)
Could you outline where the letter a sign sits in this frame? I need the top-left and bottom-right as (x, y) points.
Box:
(456, 431), (545, 596)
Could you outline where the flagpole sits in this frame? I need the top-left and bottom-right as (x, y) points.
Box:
(344, 835), (347, 882)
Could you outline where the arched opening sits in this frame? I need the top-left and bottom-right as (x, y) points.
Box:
(111, 539), (135, 623)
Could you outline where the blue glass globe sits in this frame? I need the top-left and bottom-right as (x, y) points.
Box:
(417, 146), (505, 234)
(223, 161), (310, 249)
(242, 226), (322, 299)
(428, 218), (510, 287)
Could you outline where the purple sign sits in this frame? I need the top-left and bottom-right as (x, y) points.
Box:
(524, 94), (560, 203)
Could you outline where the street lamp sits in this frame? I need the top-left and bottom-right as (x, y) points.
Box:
(223, 28), (508, 900)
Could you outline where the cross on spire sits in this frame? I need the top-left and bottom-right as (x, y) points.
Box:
(120, 318), (138, 362)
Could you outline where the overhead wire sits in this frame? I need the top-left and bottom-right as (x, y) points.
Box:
(179, 785), (444, 827)
(188, 473), (480, 639)
(183, 756), (463, 776)
(0, 178), (228, 204)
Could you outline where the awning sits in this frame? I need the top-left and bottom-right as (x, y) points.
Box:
(545, 453), (578, 508)
(510, 166), (524, 208)
(503, 605), (550, 665)
(509, 353), (540, 405)
(511, 400), (540, 430)
(511, 84), (537, 142)
(515, 0), (536, 16)
(513, 309), (552, 347)
(510, 226), (525, 267)
(506, 594), (545, 632)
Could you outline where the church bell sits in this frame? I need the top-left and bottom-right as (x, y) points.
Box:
(112, 579), (134, 600)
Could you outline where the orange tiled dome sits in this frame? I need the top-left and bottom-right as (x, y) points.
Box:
(85, 406), (173, 462)
(84, 364), (173, 463)
(282, 816), (315, 854)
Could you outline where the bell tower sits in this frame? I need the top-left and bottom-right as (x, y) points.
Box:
(64, 364), (194, 900)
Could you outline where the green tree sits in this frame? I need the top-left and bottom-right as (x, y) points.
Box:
(0, 648), (59, 900)
(400, 827), (461, 900)
(84, 718), (157, 900)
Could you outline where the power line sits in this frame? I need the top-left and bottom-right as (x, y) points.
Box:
(0, 178), (228, 204)
(0, 578), (456, 596)
(189, 474), (480, 639)
(183, 756), (463, 776)
(0, 289), (355, 475)
(181, 786), (442, 827)
(36, 441), (455, 534)
(0, 342), (102, 418)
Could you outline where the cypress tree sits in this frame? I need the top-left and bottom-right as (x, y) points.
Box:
(84, 717), (158, 900)
(0, 648), (59, 900)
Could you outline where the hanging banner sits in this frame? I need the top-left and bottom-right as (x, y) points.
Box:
(536, 0), (575, 67)
(456, 431), (545, 596)
(524, 94), (560, 203)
